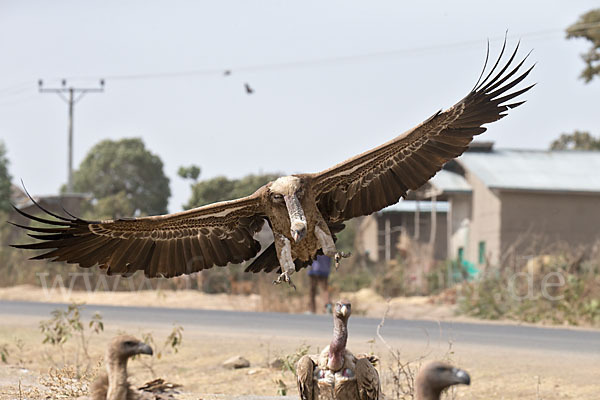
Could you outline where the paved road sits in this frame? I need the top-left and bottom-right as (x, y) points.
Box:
(2, 300), (598, 354)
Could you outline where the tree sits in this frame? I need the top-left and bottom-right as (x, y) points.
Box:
(566, 9), (600, 83)
(550, 130), (600, 150)
(0, 141), (12, 213)
(184, 173), (280, 209)
(71, 138), (170, 219)
(177, 165), (201, 182)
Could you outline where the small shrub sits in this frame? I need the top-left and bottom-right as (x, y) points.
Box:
(137, 324), (184, 376)
(39, 302), (104, 373)
(0, 343), (8, 363)
(457, 245), (600, 327)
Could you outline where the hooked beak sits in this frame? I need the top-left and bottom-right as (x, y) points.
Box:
(137, 343), (153, 356)
(452, 368), (470, 385)
(284, 194), (307, 243)
(340, 304), (348, 317)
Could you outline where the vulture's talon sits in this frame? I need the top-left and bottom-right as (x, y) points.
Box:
(273, 271), (296, 289)
(334, 251), (352, 269)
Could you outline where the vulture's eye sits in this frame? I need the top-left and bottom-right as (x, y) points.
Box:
(124, 341), (136, 347)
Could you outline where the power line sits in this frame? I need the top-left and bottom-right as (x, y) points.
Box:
(2, 22), (598, 93)
(63, 24), (600, 83)
(38, 79), (105, 192)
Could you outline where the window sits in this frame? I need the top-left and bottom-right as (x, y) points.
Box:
(457, 247), (464, 263)
(478, 241), (486, 265)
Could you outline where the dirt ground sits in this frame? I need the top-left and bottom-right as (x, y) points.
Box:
(0, 294), (599, 399)
(0, 285), (458, 322)
(0, 315), (598, 400)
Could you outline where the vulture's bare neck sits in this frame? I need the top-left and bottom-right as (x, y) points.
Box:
(106, 358), (129, 400)
(327, 315), (348, 371)
(416, 385), (441, 400)
(416, 376), (443, 400)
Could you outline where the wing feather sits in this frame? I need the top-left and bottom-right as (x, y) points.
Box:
(296, 355), (316, 400)
(356, 357), (380, 400)
(311, 40), (534, 222)
(11, 191), (267, 278)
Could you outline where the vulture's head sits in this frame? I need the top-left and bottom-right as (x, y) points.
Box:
(417, 361), (470, 398)
(268, 176), (307, 242)
(107, 335), (153, 363)
(334, 300), (351, 322)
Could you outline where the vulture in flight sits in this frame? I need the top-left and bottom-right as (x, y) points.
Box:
(296, 300), (380, 400)
(415, 361), (471, 400)
(12, 40), (534, 287)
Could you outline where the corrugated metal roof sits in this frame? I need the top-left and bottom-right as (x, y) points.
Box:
(382, 200), (449, 213)
(457, 149), (600, 193)
(429, 169), (471, 193)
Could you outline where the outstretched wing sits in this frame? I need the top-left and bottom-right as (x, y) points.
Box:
(311, 40), (534, 223)
(11, 193), (266, 278)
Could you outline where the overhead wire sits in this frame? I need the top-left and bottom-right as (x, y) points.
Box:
(65, 24), (600, 82)
(0, 21), (598, 92)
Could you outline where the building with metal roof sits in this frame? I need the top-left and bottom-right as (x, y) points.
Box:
(357, 144), (600, 271)
(430, 146), (600, 267)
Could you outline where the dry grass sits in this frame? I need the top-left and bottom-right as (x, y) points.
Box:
(0, 311), (599, 400)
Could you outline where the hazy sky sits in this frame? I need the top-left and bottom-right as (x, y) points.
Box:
(1, 1), (598, 213)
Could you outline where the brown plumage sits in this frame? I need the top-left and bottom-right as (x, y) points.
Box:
(296, 301), (380, 400)
(91, 336), (179, 400)
(91, 335), (153, 400)
(11, 40), (534, 287)
(415, 362), (470, 400)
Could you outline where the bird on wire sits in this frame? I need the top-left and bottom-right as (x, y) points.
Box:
(11, 38), (534, 289)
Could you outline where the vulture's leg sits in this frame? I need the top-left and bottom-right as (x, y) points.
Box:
(314, 225), (351, 269)
(273, 234), (297, 289)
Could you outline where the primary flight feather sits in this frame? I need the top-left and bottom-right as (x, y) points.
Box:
(12, 40), (534, 287)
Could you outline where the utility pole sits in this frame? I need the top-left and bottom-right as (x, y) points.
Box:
(38, 79), (104, 193)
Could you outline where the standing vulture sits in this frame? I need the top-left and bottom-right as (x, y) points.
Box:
(11, 40), (534, 287)
(296, 300), (380, 400)
(415, 361), (471, 400)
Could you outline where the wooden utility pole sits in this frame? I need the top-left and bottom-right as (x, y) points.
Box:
(38, 79), (104, 192)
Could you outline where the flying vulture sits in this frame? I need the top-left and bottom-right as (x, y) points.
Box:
(415, 361), (471, 400)
(12, 40), (534, 287)
(296, 300), (380, 400)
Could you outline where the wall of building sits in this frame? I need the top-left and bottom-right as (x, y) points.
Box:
(358, 215), (379, 262)
(358, 208), (449, 263)
(381, 209), (448, 261)
(499, 191), (600, 262)
(447, 193), (472, 260)
(465, 171), (501, 266)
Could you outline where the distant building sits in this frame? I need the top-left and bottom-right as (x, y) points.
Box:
(359, 200), (449, 263)
(358, 144), (600, 269)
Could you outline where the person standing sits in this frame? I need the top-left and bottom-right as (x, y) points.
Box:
(307, 254), (332, 314)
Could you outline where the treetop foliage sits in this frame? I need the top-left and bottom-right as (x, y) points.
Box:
(71, 138), (170, 219)
(566, 8), (600, 83)
(184, 173), (281, 209)
(550, 130), (600, 151)
(0, 141), (11, 213)
(177, 164), (201, 181)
